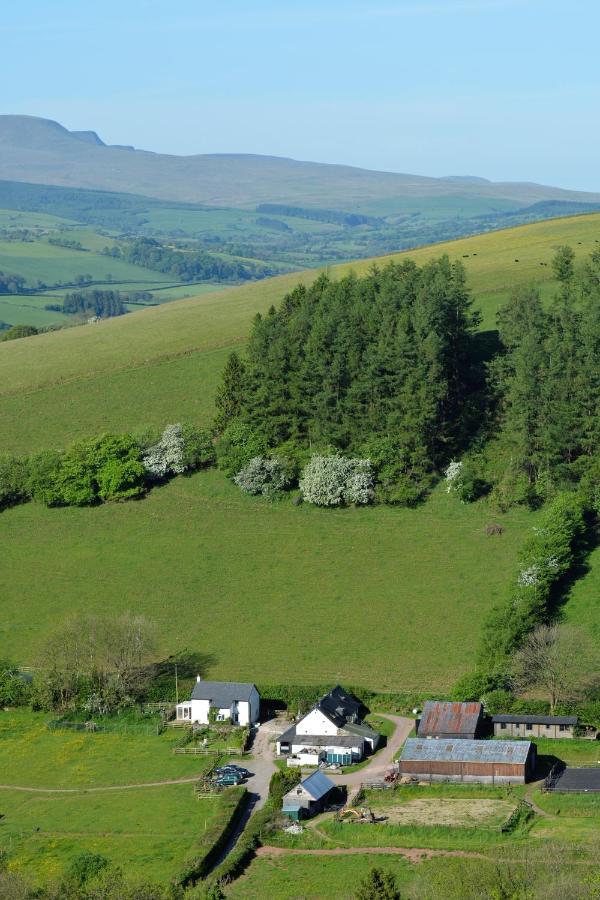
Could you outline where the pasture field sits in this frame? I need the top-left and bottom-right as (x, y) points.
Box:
(0, 470), (535, 688)
(0, 709), (243, 885)
(2, 213), (600, 454)
(0, 237), (166, 289)
(225, 854), (418, 899)
(0, 784), (228, 884)
(0, 710), (209, 787)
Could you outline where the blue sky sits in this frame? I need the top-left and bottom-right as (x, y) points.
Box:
(4, 0), (600, 189)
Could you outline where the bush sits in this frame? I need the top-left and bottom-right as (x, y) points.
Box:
(300, 455), (374, 506)
(181, 424), (216, 470)
(0, 659), (31, 706)
(216, 422), (269, 477)
(57, 434), (146, 505)
(269, 768), (301, 809)
(362, 434), (430, 506)
(0, 323), (38, 342)
(67, 851), (110, 886)
(233, 456), (291, 497)
(0, 454), (29, 510)
(27, 449), (64, 506)
(445, 458), (488, 503)
(450, 669), (511, 702)
(143, 424), (187, 478)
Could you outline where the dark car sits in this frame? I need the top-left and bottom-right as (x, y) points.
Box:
(214, 772), (244, 786)
(216, 765), (252, 778)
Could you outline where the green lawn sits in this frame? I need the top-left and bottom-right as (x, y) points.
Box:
(0, 709), (243, 886)
(532, 738), (600, 768)
(225, 854), (417, 899)
(0, 710), (210, 787)
(0, 472), (535, 689)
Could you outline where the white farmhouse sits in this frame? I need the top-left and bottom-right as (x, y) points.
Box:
(176, 677), (260, 727)
(277, 685), (380, 766)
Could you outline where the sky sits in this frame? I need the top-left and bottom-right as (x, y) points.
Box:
(4, 0), (600, 190)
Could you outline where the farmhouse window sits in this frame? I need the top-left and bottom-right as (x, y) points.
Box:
(500, 723), (507, 730)
(559, 724), (566, 732)
(526, 723), (533, 731)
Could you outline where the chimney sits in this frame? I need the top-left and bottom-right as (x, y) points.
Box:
(196, 675), (201, 682)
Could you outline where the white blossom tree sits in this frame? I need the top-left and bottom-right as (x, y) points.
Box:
(300, 455), (374, 506)
(142, 424), (186, 478)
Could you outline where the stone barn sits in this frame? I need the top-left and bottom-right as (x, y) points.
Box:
(399, 738), (536, 784)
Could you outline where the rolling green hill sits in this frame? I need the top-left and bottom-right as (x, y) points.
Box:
(2, 212), (600, 455)
(2, 213), (599, 689)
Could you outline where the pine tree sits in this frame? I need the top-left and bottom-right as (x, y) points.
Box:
(213, 352), (247, 432)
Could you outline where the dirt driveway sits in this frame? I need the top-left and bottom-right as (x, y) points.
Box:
(329, 714), (414, 799)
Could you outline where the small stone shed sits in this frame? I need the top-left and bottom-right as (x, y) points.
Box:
(417, 701), (484, 740)
(282, 770), (336, 820)
(399, 738), (536, 784)
(492, 714), (577, 740)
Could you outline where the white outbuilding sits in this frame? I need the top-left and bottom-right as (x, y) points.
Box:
(176, 677), (260, 727)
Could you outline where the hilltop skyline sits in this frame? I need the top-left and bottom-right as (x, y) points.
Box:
(4, 0), (600, 191)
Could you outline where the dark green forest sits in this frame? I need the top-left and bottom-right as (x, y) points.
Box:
(215, 245), (600, 508)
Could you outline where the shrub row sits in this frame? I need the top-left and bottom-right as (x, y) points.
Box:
(0, 423), (214, 512)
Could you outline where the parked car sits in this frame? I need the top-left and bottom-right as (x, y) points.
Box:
(214, 772), (244, 786)
(215, 765), (252, 778)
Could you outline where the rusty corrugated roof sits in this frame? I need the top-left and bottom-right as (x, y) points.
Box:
(417, 701), (482, 737)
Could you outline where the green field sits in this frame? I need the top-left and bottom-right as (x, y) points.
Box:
(4, 213), (600, 689)
(1, 469), (535, 687)
(0, 711), (239, 884)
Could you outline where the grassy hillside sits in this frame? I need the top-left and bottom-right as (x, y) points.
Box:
(0, 470), (534, 687)
(2, 212), (600, 454)
(3, 213), (600, 691)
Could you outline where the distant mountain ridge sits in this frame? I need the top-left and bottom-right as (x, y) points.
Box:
(2, 115), (600, 211)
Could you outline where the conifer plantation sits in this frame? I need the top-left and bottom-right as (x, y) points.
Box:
(215, 257), (484, 503)
(215, 245), (600, 510)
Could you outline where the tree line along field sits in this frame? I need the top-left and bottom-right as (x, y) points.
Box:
(2, 213), (600, 689)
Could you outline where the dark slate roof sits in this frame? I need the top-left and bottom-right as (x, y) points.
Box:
(277, 725), (297, 744)
(277, 726), (364, 750)
(190, 680), (257, 706)
(344, 722), (379, 741)
(292, 734), (365, 749)
(493, 714), (578, 726)
(317, 685), (365, 727)
(418, 701), (482, 737)
(401, 738), (532, 765)
(300, 770), (336, 801)
(550, 768), (600, 792)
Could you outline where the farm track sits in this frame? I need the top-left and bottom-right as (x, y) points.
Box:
(0, 775), (204, 793)
(256, 845), (487, 862)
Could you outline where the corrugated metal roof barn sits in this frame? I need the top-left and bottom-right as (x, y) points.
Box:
(400, 738), (536, 784)
(417, 701), (483, 739)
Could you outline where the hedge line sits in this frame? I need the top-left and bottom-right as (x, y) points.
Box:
(175, 787), (247, 887)
(478, 492), (588, 669)
(205, 801), (275, 890)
